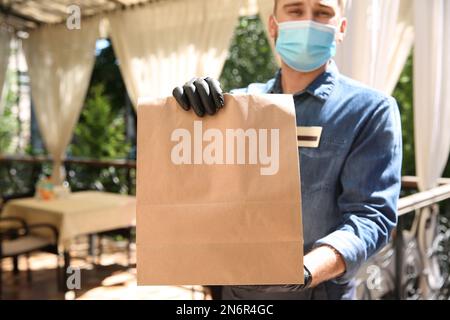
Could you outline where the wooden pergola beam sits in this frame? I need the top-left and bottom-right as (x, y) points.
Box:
(0, 3), (42, 26)
(0, 12), (37, 29)
(0, 0), (162, 30)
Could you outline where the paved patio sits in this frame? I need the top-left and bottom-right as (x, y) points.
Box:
(0, 236), (208, 300)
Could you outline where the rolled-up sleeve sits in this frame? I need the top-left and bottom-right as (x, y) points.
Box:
(314, 96), (403, 283)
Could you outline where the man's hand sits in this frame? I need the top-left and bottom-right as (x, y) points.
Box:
(172, 77), (225, 117)
(234, 245), (345, 293)
(303, 245), (346, 288)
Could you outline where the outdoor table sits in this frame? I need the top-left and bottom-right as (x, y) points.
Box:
(2, 191), (136, 289)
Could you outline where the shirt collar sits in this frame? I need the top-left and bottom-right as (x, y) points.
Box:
(269, 60), (339, 102)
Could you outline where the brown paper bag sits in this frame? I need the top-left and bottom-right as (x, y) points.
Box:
(137, 94), (303, 286)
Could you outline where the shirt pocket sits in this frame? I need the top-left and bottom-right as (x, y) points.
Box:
(301, 136), (346, 156)
(299, 135), (347, 193)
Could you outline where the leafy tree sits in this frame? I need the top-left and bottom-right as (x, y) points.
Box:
(90, 40), (128, 114)
(69, 84), (130, 159)
(0, 71), (19, 154)
(392, 55), (415, 177)
(220, 15), (278, 92)
(0, 104), (17, 154)
(66, 84), (132, 194)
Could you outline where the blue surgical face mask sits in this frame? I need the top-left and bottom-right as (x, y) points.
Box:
(275, 19), (337, 72)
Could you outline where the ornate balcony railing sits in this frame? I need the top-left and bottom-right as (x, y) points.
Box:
(1, 155), (450, 300)
(355, 177), (450, 300)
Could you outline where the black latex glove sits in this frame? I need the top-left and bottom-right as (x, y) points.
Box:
(172, 77), (225, 117)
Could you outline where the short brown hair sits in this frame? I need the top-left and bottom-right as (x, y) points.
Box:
(273, 0), (347, 14)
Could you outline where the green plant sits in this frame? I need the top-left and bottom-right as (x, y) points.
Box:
(0, 71), (19, 154)
(220, 15), (278, 92)
(69, 84), (130, 160)
(0, 108), (17, 154)
(91, 40), (128, 115)
(392, 54), (415, 177)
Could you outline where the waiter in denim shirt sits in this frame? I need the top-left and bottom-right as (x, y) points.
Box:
(172, 0), (402, 300)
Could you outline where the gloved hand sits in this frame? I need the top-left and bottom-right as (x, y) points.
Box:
(172, 77), (225, 117)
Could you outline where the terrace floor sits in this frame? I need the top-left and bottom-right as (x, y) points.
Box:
(0, 237), (209, 300)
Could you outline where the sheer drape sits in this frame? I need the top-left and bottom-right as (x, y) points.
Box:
(23, 19), (99, 183)
(413, 0), (450, 298)
(0, 29), (11, 116)
(414, 0), (450, 191)
(108, 0), (241, 107)
(334, 0), (414, 94)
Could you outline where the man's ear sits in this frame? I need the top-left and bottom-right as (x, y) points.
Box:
(336, 17), (347, 43)
(269, 15), (278, 40)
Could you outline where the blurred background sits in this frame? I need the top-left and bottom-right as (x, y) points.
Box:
(0, 0), (449, 300)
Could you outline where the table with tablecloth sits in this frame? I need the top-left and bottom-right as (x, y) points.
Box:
(2, 191), (136, 248)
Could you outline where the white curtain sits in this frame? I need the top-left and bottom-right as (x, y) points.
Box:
(413, 0), (450, 299)
(334, 0), (414, 94)
(108, 0), (241, 107)
(23, 19), (99, 184)
(414, 0), (450, 192)
(0, 29), (11, 116)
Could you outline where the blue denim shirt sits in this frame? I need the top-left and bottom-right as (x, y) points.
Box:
(223, 61), (402, 300)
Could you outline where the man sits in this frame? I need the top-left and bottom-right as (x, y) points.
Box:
(172, 0), (402, 300)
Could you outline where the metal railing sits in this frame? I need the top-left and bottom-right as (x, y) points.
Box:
(395, 177), (450, 299)
(0, 155), (136, 196)
(355, 176), (450, 300)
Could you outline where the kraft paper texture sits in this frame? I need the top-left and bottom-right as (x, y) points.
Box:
(137, 94), (303, 286)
